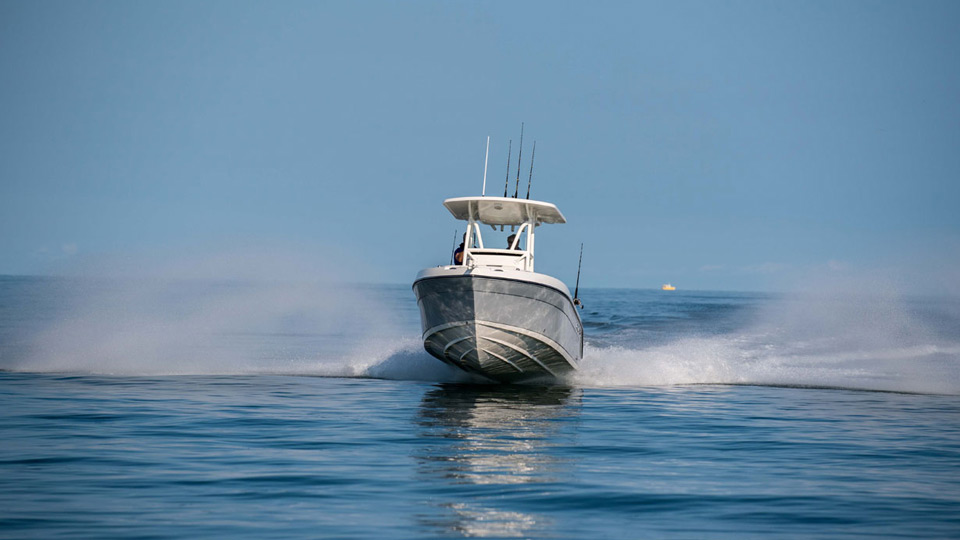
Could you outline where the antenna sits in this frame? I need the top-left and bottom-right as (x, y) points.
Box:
(514, 122), (524, 198)
(503, 139), (512, 197)
(526, 141), (536, 199)
(573, 243), (584, 308)
(481, 136), (490, 196)
(450, 229), (458, 265)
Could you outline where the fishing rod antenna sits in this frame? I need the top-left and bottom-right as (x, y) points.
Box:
(450, 229), (458, 266)
(573, 243), (584, 308)
(526, 141), (536, 199)
(503, 139), (512, 197)
(514, 122), (524, 198)
(481, 136), (490, 196)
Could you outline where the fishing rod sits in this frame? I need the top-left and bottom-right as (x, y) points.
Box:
(514, 122), (524, 198)
(573, 243), (583, 308)
(503, 139), (512, 197)
(450, 229), (458, 265)
(481, 136), (490, 196)
(526, 141), (536, 199)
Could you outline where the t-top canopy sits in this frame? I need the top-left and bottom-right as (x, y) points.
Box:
(443, 196), (566, 226)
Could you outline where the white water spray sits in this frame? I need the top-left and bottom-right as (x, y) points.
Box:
(7, 254), (959, 394)
(568, 276), (960, 395)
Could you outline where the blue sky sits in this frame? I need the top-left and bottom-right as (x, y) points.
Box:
(2, 1), (958, 292)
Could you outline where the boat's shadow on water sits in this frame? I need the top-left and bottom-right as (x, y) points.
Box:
(412, 383), (582, 537)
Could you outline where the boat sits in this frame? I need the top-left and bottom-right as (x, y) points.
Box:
(412, 196), (583, 383)
(661, 284), (676, 291)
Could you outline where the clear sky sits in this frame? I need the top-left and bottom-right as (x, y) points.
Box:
(2, 1), (958, 292)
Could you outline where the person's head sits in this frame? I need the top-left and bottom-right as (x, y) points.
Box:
(507, 234), (517, 247)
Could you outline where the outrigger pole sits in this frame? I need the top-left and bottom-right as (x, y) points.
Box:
(514, 122), (524, 198)
(526, 141), (536, 199)
(481, 136), (490, 196)
(503, 140), (512, 197)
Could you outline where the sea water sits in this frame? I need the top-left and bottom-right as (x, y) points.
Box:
(1, 276), (959, 538)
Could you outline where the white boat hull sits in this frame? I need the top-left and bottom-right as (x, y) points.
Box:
(413, 267), (583, 383)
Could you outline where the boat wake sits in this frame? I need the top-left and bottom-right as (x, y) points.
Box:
(9, 328), (959, 394)
(246, 339), (474, 383)
(266, 333), (960, 395)
(4, 273), (958, 394)
(569, 286), (960, 394)
(568, 339), (960, 395)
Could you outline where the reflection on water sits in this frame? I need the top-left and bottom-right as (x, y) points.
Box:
(414, 384), (581, 538)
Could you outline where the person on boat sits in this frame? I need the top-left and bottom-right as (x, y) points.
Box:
(507, 234), (518, 250)
(453, 236), (465, 265)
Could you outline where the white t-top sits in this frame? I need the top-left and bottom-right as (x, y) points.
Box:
(443, 196), (566, 226)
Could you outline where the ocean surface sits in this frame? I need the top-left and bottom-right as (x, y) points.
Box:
(1, 275), (959, 538)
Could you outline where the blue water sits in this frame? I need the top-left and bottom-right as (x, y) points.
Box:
(1, 276), (959, 538)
